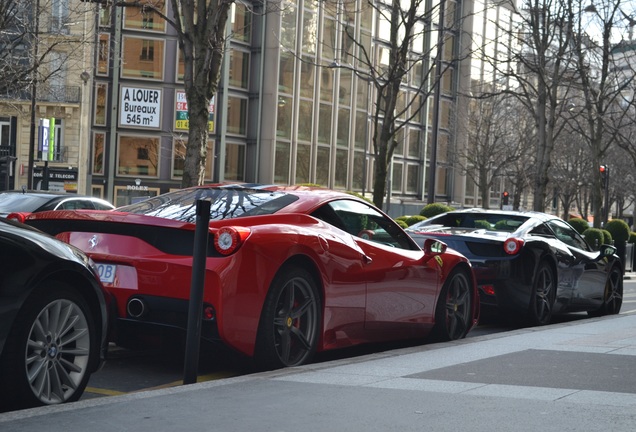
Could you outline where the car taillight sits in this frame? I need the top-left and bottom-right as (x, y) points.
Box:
(213, 226), (251, 255)
(503, 237), (524, 255)
(6, 212), (30, 223)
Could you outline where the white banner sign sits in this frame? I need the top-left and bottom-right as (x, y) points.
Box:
(120, 86), (162, 128)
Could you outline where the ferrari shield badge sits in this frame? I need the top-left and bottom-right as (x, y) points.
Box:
(435, 255), (444, 267)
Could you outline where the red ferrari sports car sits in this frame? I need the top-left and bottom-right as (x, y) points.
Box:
(25, 185), (479, 369)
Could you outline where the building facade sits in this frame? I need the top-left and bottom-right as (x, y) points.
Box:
(89, 0), (466, 212)
(0, 0), (94, 194)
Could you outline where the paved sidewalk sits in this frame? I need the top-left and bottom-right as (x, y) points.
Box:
(2, 314), (636, 431)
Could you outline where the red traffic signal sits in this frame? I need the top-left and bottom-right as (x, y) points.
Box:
(502, 191), (510, 205)
(599, 165), (606, 174)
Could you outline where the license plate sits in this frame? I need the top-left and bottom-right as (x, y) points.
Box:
(96, 263), (117, 284)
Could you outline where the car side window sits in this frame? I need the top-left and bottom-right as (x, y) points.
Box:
(312, 200), (415, 250)
(547, 220), (590, 251)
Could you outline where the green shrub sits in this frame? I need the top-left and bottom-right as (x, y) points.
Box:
(405, 215), (426, 226)
(395, 219), (408, 229)
(629, 232), (636, 244)
(583, 228), (604, 250)
(567, 218), (589, 234)
(475, 219), (493, 229)
(604, 219), (630, 244)
(601, 229), (612, 245)
(420, 203), (453, 218)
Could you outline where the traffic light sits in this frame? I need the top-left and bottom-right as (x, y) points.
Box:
(502, 191), (510, 205)
(599, 165), (608, 186)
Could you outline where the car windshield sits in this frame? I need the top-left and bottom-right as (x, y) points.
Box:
(0, 193), (50, 213)
(117, 187), (299, 223)
(410, 212), (530, 233)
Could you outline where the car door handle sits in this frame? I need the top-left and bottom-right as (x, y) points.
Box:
(362, 254), (373, 265)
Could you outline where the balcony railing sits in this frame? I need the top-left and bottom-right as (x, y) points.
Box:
(1, 85), (81, 104)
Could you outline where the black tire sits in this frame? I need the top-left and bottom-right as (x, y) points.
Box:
(527, 261), (556, 326)
(255, 267), (321, 370)
(589, 266), (623, 317)
(432, 268), (473, 341)
(0, 282), (96, 410)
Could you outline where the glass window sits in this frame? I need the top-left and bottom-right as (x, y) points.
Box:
(92, 132), (105, 175)
(408, 128), (421, 158)
(124, 0), (166, 32)
(114, 186), (160, 207)
(302, 9), (318, 54)
(296, 143), (311, 184)
(316, 146), (330, 186)
(313, 199), (414, 250)
(406, 164), (419, 194)
(279, 51), (294, 94)
(118, 135), (159, 177)
(354, 111), (367, 150)
(335, 149), (348, 188)
(322, 17), (336, 60)
(94, 83), (107, 126)
(280, 3), (297, 50)
(548, 220), (591, 251)
(392, 162), (403, 192)
(172, 138), (213, 180)
(274, 141), (290, 184)
(176, 48), (184, 82)
(97, 33), (110, 76)
(300, 56), (315, 98)
(318, 103), (332, 144)
(298, 99), (313, 142)
(227, 96), (247, 136)
(228, 49), (249, 89)
(225, 142), (245, 181)
(337, 107), (350, 145)
(231, 2), (251, 43)
(353, 151), (366, 191)
(277, 96), (292, 139)
(122, 36), (165, 80)
(320, 66), (334, 103)
(99, 4), (111, 27)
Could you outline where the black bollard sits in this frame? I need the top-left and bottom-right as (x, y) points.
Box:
(183, 199), (211, 385)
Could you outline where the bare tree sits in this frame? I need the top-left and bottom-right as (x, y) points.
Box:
(480, 0), (579, 213)
(568, 0), (636, 227)
(456, 95), (525, 208)
(328, 0), (463, 208)
(116, 0), (242, 187)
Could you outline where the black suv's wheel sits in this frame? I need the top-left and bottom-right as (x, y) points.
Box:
(0, 282), (96, 409)
(528, 261), (556, 326)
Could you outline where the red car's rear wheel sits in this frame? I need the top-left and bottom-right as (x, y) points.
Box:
(255, 267), (321, 370)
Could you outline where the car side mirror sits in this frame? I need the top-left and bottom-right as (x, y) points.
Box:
(423, 238), (447, 255)
(598, 244), (616, 259)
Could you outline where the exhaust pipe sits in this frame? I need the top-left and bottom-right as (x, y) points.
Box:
(127, 297), (147, 318)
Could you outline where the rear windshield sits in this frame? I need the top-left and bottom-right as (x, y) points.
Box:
(0, 194), (50, 213)
(117, 187), (299, 223)
(414, 213), (530, 233)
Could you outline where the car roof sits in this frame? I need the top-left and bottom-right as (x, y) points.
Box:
(428, 208), (557, 222)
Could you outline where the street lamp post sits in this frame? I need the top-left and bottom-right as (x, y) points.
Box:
(27, 0), (41, 190)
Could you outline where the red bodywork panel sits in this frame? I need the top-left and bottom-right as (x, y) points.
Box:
(26, 189), (478, 358)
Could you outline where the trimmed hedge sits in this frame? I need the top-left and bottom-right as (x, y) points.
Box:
(583, 228), (604, 250)
(567, 218), (589, 234)
(601, 229), (612, 245)
(604, 219), (630, 243)
(420, 203), (453, 218)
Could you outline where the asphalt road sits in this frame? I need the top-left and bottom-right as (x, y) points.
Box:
(81, 278), (636, 401)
